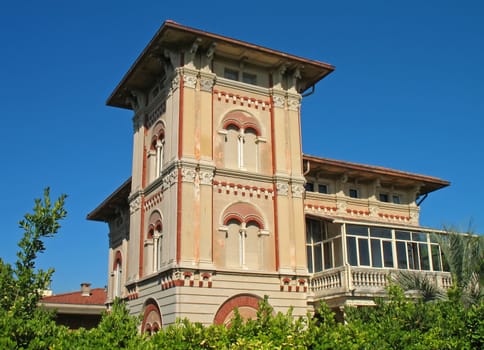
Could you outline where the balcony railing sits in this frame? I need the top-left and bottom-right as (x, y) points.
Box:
(310, 265), (452, 299)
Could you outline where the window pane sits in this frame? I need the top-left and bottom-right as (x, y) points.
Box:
(318, 184), (328, 194)
(306, 246), (313, 273)
(323, 242), (333, 269)
(370, 227), (392, 239)
(314, 244), (322, 272)
(305, 183), (314, 192)
(358, 238), (370, 266)
(412, 232), (427, 242)
(349, 189), (358, 198)
(419, 244), (430, 270)
(383, 241), (394, 268)
(379, 193), (389, 202)
(347, 224), (368, 236)
(431, 245), (442, 271)
(396, 230), (411, 240)
(392, 195), (401, 204)
(333, 237), (343, 267)
(224, 68), (239, 80)
(312, 220), (322, 242)
(371, 239), (382, 267)
(347, 237), (358, 266)
(408, 242), (419, 270)
(242, 72), (257, 85)
(396, 241), (408, 269)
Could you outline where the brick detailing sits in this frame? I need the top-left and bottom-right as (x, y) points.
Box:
(305, 203), (338, 213)
(378, 212), (411, 221)
(213, 294), (262, 325)
(280, 277), (308, 293)
(141, 300), (162, 333)
(144, 189), (163, 211)
(214, 89), (270, 110)
(213, 180), (273, 199)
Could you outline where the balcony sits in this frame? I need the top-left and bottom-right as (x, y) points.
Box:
(309, 265), (452, 302)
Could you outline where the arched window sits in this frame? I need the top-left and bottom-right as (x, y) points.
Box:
(221, 111), (262, 172)
(113, 251), (122, 298)
(219, 203), (268, 270)
(148, 123), (165, 183)
(146, 212), (163, 274)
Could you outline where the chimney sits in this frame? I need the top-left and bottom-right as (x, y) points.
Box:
(81, 282), (91, 297)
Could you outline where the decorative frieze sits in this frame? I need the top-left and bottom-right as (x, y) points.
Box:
(183, 74), (197, 89)
(276, 182), (289, 196)
(199, 76), (215, 92)
(291, 184), (305, 198)
(181, 167), (197, 183)
(129, 196), (142, 214)
(213, 180), (274, 199)
(287, 97), (300, 111)
(214, 89), (270, 110)
(272, 95), (285, 108)
(199, 169), (214, 185)
(144, 190), (163, 211)
(162, 168), (178, 188)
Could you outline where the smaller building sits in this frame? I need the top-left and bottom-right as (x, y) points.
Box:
(40, 283), (107, 329)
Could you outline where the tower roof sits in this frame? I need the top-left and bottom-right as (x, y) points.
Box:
(107, 20), (335, 110)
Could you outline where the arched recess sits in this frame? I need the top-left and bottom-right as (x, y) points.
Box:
(218, 202), (270, 270)
(112, 250), (123, 298)
(221, 202), (265, 229)
(141, 298), (162, 334)
(147, 121), (166, 183)
(213, 294), (263, 326)
(219, 110), (263, 171)
(145, 211), (163, 274)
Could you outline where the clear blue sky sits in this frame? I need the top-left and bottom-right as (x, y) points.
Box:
(1, 1), (482, 293)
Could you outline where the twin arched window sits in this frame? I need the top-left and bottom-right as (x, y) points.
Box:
(221, 111), (262, 172)
(148, 124), (165, 183)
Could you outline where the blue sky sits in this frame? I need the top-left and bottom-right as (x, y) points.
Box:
(0, 1), (482, 293)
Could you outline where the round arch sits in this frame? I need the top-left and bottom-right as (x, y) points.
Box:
(221, 110), (262, 136)
(221, 201), (265, 229)
(141, 298), (162, 334)
(213, 294), (263, 326)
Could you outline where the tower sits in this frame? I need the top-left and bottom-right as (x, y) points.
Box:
(88, 21), (334, 328)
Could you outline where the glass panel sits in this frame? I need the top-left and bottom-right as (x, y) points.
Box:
(349, 189), (358, 198)
(395, 230), (411, 240)
(371, 239), (382, 268)
(242, 72), (257, 85)
(383, 241), (394, 268)
(224, 68), (239, 80)
(408, 242), (419, 270)
(333, 237), (343, 267)
(306, 245), (313, 273)
(305, 183), (314, 192)
(429, 233), (439, 243)
(370, 227), (392, 239)
(431, 244), (441, 271)
(419, 244), (430, 270)
(306, 220), (312, 244)
(358, 238), (370, 266)
(392, 195), (401, 204)
(396, 241), (408, 269)
(379, 193), (389, 202)
(323, 242), (333, 269)
(312, 220), (322, 242)
(318, 184), (328, 194)
(412, 232), (428, 242)
(347, 237), (358, 266)
(314, 243), (322, 272)
(347, 224), (368, 236)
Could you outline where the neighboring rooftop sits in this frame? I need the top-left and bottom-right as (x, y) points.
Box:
(303, 154), (450, 195)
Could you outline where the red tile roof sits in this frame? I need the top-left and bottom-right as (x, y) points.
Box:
(41, 288), (107, 306)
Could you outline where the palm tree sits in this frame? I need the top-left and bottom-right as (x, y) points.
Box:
(394, 228), (483, 306)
